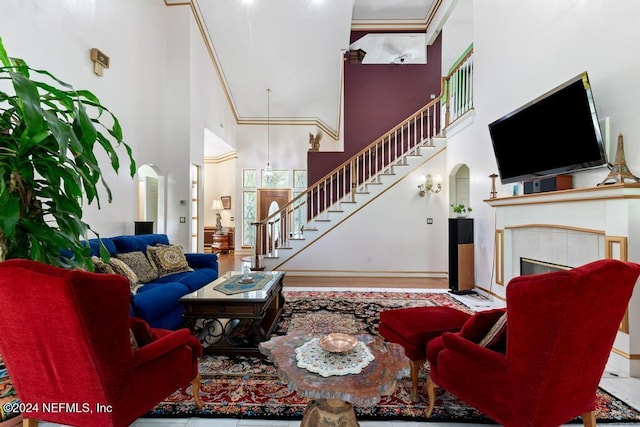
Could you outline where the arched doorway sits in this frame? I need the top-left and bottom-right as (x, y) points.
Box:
(257, 188), (291, 254)
(137, 164), (166, 234)
(449, 163), (470, 215)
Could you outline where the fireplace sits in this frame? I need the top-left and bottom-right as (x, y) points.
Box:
(486, 185), (640, 376)
(521, 258), (570, 276)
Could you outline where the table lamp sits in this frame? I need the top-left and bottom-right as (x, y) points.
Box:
(211, 199), (224, 234)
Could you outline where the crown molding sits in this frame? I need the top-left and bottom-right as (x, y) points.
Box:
(205, 151), (237, 164)
(351, 0), (442, 33)
(164, 0), (341, 141)
(351, 20), (428, 32)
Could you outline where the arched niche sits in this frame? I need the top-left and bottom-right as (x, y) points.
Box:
(137, 164), (166, 234)
(449, 163), (471, 213)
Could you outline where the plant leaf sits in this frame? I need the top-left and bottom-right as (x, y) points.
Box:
(75, 102), (97, 144)
(11, 72), (46, 137)
(0, 182), (20, 239)
(0, 37), (11, 68)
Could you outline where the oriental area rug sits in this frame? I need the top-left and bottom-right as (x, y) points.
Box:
(145, 290), (640, 424)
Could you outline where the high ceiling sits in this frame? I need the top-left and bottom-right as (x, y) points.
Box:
(188, 0), (438, 138)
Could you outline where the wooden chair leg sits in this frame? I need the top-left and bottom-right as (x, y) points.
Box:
(409, 359), (425, 402)
(23, 419), (38, 427)
(582, 410), (596, 427)
(192, 373), (204, 409)
(425, 376), (437, 418)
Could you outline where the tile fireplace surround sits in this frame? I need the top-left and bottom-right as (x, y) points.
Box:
(486, 183), (640, 377)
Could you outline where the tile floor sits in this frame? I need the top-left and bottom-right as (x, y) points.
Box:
(40, 289), (640, 427)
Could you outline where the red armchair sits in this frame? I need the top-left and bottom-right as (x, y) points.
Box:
(0, 259), (203, 427)
(426, 259), (640, 427)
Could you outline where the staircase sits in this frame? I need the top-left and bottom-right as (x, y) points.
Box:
(251, 49), (474, 271)
(265, 143), (446, 272)
(250, 96), (441, 271)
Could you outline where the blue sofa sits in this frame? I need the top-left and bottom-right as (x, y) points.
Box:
(86, 233), (218, 329)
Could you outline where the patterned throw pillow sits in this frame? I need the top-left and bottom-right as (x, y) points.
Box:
(129, 329), (139, 351)
(146, 244), (193, 278)
(116, 251), (158, 284)
(109, 257), (139, 292)
(478, 312), (507, 350)
(91, 256), (114, 274)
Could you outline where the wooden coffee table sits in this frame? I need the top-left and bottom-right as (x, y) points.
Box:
(180, 271), (285, 355)
(259, 333), (409, 426)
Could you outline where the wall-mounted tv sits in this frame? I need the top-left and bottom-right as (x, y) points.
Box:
(488, 72), (607, 184)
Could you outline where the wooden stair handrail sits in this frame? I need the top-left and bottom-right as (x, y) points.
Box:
(253, 51), (475, 264)
(261, 87), (445, 225)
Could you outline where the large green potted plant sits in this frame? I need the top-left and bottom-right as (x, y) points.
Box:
(0, 37), (135, 268)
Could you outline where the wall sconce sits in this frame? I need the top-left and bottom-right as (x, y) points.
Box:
(90, 48), (110, 77)
(418, 174), (442, 196)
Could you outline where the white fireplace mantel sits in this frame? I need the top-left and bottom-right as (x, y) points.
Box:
(486, 183), (640, 243)
(485, 183), (640, 377)
(486, 182), (640, 208)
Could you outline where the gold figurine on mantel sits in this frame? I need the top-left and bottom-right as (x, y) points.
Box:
(598, 133), (640, 185)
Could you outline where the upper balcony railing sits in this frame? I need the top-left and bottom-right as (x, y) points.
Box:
(251, 49), (474, 266)
(442, 46), (474, 127)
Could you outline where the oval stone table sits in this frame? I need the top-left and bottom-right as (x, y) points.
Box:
(259, 333), (409, 427)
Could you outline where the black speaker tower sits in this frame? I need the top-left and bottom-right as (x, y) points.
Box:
(448, 218), (475, 295)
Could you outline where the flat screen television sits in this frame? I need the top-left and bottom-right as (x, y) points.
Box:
(488, 72), (607, 184)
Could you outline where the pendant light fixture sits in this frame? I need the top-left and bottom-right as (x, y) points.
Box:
(263, 88), (274, 184)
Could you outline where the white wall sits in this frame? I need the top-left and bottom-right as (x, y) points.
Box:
(0, 1), (237, 248)
(441, 0), (473, 74)
(159, 6), (191, 247)
(443, 0), (640, 295)
(0, 0), (172, 237)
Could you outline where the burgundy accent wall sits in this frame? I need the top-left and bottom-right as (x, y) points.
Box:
(308, 32), (442, 184)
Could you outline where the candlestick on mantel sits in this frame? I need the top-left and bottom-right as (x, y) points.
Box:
(489, 173), (499, 199)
